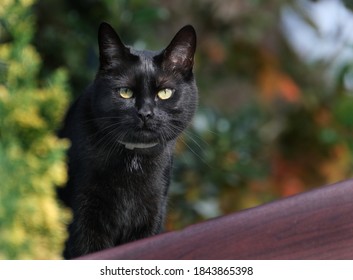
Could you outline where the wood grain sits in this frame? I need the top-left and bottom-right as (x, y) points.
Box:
(79, 179), (353, 259)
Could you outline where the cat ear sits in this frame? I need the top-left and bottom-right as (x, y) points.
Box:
(98, 22), (131, 70)
(162, 25), (196, 73)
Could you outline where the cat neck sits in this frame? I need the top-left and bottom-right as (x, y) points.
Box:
(87, 137), (176, 173)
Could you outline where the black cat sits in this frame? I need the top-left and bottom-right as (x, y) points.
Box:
(58, 22), (197, 259)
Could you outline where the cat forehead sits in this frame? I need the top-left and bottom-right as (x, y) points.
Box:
(124, 65), (172, 85)
(125, 48), (158, 70)
(114, 56), (173, 86)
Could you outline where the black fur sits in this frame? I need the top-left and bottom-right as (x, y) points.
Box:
(59, 23), (197, 259)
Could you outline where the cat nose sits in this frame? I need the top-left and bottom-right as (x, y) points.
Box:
(138, 105), (154, 120)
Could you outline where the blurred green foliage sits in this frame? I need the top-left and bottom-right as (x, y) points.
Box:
(0, 0), (70, 258)
(2, 0), (353, 258)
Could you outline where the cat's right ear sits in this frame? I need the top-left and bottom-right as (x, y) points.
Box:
(98, 22), (130, 70)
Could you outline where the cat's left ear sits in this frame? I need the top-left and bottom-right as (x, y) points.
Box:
(162, 25), (196, 73)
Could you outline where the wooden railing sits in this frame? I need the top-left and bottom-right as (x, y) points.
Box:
(79, 179), (353, 259)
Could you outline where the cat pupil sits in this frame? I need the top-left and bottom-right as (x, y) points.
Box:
(157, 88), (173, 100)
(119, 87), (133, 99)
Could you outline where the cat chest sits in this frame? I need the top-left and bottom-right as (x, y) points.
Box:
(92, 173), (166, 216)
(108, 182), (166, 237)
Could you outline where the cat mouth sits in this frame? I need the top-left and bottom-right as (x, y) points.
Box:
(118, 141), (159, 150)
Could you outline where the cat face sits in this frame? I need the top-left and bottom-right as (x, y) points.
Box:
(89, 23), (198, 153)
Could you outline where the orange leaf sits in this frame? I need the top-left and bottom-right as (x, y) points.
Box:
(258, 65), (301, 103)
(278, 74), (301, 103)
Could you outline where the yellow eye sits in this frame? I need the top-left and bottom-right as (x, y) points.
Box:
(118, 88), (133, 99)
(157, 88), (174, 100)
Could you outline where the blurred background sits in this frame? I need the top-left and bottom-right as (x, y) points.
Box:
(1, 0), (353, 259)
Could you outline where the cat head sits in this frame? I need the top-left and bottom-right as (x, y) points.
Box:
(89, 23), (198, 154)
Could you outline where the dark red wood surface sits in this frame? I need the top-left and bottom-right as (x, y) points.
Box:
(79, 179), (353, 259)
